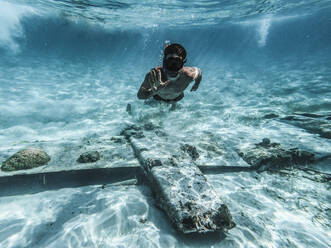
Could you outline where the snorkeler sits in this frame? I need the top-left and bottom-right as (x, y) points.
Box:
(137, 43), (202, 103)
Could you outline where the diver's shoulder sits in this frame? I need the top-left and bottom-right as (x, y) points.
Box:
(181, 66), (201, 79)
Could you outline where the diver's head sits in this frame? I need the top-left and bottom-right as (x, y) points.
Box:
(163, 43), (187, 78)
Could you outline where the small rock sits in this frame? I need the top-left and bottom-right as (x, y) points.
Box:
(264, 113), (279, 119)
(256, 138), (280, 148)
(139, 218), (147, 224)
(1, 148), (50, 171)
(180, 144), (199, 160)
(257, 138), (270, 147)
(77, 151), (100, 163)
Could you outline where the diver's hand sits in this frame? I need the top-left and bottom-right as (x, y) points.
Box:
(150, 68), (169, 91)
(190, 84), (199, 91)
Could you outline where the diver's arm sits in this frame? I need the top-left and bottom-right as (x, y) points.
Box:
(190, 67), (202, 91)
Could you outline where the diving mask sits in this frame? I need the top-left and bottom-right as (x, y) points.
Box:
(164, 56), (185, 72)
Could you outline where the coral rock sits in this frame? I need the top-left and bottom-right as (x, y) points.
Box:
(1, 148), (50, 171)
(77, 151), (100, 163)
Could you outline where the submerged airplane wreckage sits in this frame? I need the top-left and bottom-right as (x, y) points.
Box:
(121, 125), (235, 233)
(1, 116), (323, 234)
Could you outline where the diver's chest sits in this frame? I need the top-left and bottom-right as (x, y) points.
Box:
(164, 78), (190, 91)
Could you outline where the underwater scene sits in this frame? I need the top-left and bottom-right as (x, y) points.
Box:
(0, 0), (330, 247)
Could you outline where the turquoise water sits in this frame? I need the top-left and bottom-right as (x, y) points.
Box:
(0, 0), (330, 247)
